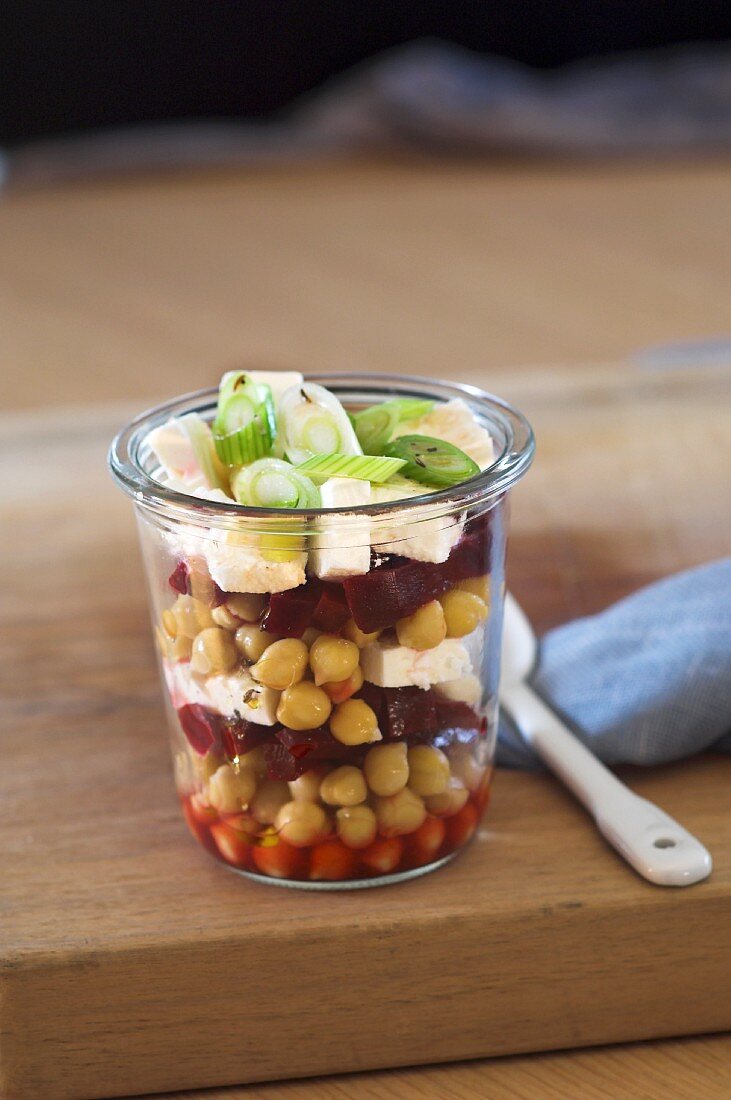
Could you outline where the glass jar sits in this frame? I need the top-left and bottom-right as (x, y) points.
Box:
(109, 374), (533, 888)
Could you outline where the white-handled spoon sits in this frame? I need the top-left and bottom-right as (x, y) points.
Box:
(499, 592), (712, 886)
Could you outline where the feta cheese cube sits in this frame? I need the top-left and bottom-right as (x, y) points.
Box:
(164, 661), (280, 725)
(310, 477), (371, 580)
(360, 637), (472, 690)
(205, 536), (306, 593)
(371, 483), (463, 563)
(205, 668), (280, 725)
(147, 417), (203, 484)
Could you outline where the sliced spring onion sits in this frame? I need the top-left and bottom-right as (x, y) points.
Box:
(231, 458), (320, 509)
(277, 382), (362, 465)
(382, 434), (479, 488)
(178, 413), (231, 494)
(297, 453), (406, 483)
(383, 398), (435, 422)
(212, 379), (276, 465)
(353, 404), (400, 454)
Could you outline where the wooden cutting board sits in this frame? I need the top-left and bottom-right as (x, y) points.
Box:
(1, 362), (730, 1100)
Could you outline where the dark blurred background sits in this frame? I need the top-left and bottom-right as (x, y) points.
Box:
(4, 0), (731, 145)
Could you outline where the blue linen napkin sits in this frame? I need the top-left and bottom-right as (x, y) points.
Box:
(497, 558), (731, 769)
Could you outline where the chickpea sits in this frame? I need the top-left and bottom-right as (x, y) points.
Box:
(172, 594), (214, 638)
(424, 778), (469, 818)
(277, 682), (332, 731)
(207, 764), (256, 814)
(227, 593), (266, 622)
(162, 609), (178, 639)
(440, 589), (488, 638)
(396, 600), (446, 651)
(234, 622), (272, 663)
(192, 750), (223, 785)
(343, 618), (381, 649)
(456, 574), (491, 603)
(289, 766), (327, 802)
(320, 766), (367, 807)
(250, 780), (291, 824)
(448, 744), (487, 793)
(322, 665), (364, 702)
(211, 604), (241, 631)
(250, 638), (309, 691)
(407, 745), (450, 797)
(364, 742), (409, 796)
(302, 627), (323, 647)
(172, 633), (194, 661)
(238, 746), (268, 778)
(190, 627), (239, 676)
(374, 788), (426, 837)
(330, 699), (381, 746)
(275, 800), (328, 847)
(336, 804), (378, 849)
(309, 634), (360, 686)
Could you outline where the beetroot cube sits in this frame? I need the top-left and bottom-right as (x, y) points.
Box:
(264, 741), (310, 782)
(221, 718), (273, 760)
(311, 584), (351, 633)
(276, 726), (364, 766)
(169, 561), (190, 595)
(344, 523), (492, 633)
(262, 577), (322, 637)
(382, 687), (440, 742)
(177, 704), (224, 756)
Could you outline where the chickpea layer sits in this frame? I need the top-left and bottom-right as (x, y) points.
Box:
(277, 682), (332, 730)
(309, 634), (360, 686)
(330, 699), (381, 746)
(190, 627), (239, 676)
(251, 638), (309, 691)
(439, 589), (488, 638)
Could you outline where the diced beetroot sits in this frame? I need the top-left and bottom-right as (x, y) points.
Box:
(433, 698), (483, 750)
(274, 726), (368, 770)
(382, 687), (439, 741)
(436, 698), (482, 731)
(177, 704), (224, 756)
(343, 526), (491, 632)
(264, 741), (310, 782)
(355, 682), (384, 724)
(262, 577), (322, 637)
(169, 561), (190, 595)
(311, 584), (351, 633)
(221, 718), (273, 760)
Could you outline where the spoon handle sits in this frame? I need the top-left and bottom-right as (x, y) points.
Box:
(500, 682), (712, 886)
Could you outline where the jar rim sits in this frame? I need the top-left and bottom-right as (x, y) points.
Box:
(108, 372), (534, 526)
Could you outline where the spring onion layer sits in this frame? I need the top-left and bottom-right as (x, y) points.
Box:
(297, 453), (406, 483)
(231, 458), (320, 508)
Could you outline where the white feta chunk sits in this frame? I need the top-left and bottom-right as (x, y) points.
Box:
(163, 661), (280, 725)
(205, 535), (306, 593)
(360, 637), (472, 690)
(205, 668), (280, 725)
(310, 478), (371, 580)
(147, 418), (204, 485)
(434, 675), (482, 706)
(371, 483), (464, 564)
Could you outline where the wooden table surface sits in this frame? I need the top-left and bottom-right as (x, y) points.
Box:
(2, 157), (731, 1100)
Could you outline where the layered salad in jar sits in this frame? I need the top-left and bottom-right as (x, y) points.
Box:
(144, 370), (503, 886)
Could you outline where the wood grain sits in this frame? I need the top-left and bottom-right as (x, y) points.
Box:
(163, 1033), (731, 1100)
(1, 363), (730, 1099)
(2, 159), (730, 413)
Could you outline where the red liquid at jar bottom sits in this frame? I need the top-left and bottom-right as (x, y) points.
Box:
(180, 777), (491, 885)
